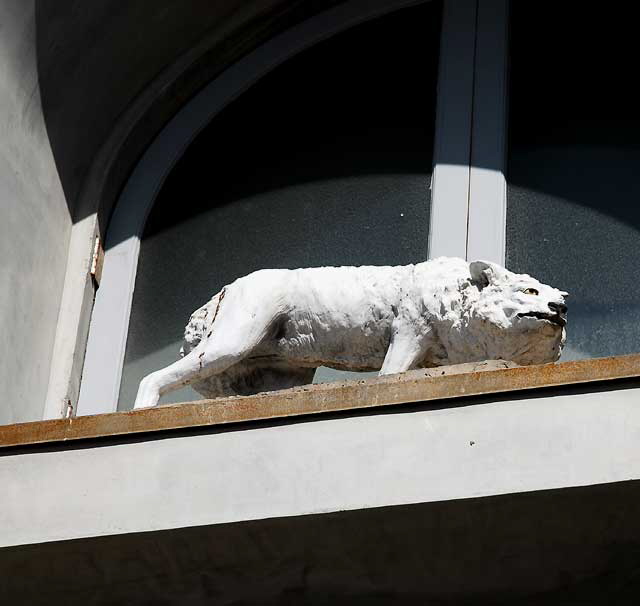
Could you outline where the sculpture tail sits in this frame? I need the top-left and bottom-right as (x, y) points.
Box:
(180, 289), (225, 357)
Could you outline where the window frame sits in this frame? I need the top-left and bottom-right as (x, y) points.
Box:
(77, 0), (510, 416)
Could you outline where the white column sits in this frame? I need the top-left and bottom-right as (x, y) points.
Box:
(466, 0), (509, 264)
(43, 215), (98, 419)
(429, 0), (477, 259)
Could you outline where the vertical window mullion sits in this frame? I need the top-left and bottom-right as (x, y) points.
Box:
(429, 0), (477, 259)
(466, 0), (509, 264)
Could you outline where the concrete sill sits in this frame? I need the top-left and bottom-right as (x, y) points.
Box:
(2, 354), (640, 449)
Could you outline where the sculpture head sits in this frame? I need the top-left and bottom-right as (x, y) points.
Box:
(467, 260), (568, 365)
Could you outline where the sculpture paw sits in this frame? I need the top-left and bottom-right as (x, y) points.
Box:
(133, 376), (160, 409)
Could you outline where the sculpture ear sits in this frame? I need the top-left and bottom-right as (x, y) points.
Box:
(469, 260), (497, 289)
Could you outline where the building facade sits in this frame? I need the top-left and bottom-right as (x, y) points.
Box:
(2, 1), (640, 603)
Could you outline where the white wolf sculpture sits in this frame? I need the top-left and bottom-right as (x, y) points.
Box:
(134, 257), (568, 408)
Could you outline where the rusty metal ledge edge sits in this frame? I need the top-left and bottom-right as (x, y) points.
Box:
(2, 354), (640, 449)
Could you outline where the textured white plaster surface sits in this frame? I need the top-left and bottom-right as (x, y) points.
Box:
(135, 258), (568, 407)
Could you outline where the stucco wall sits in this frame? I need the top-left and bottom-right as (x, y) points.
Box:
(4, 380), (640, 547)
(0, 0), (70, 423)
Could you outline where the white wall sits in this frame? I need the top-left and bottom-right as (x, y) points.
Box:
(0, 0), (71, 423)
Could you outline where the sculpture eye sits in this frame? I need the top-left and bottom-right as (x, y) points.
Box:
(522, 288), (539, 296)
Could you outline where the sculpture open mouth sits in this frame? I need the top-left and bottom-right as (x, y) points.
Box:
(517, 311), (566, 327)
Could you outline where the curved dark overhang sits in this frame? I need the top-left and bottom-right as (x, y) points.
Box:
(34, 0), (344, 230)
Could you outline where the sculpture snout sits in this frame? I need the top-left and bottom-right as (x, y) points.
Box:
(548, 301), (567, 315)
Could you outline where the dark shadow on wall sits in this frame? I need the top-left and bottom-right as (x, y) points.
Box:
(33, 0), (242, 219)
(33, 0), (345, 223)
(3, 479), (640, 605)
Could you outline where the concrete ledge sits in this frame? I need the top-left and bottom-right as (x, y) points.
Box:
(2, 370), (640, 548)
(2, 354), (640, 448)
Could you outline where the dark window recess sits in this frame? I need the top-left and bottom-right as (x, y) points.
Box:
(119, 2), (441, 408)
(506, 2), (640, 361)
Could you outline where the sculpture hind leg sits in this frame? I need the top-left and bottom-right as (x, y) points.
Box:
(133, 289), (281, 409)
(380, 320), (434, 375)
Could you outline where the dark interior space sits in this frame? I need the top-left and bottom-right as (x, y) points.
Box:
(142, 0), (441, 240)
(507, 3), (640, 149)
(506, 1), (640, 360)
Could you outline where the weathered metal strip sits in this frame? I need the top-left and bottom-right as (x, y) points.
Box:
(2, 355), (640, 448)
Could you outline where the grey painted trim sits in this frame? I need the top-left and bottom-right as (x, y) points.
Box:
(77, 0), (435, 416)
(466, 0), (509, 264)
(428, 0), (477, 259)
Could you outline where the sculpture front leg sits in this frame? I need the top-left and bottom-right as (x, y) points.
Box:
(379, 322), (431, 375)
